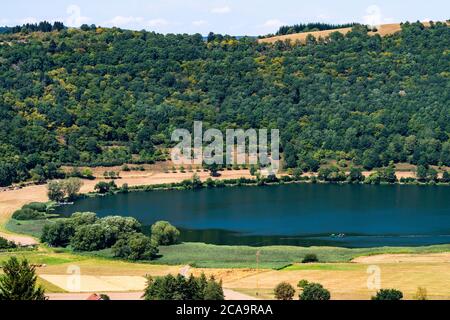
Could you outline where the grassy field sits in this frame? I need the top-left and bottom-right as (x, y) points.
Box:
(75, 242), (450, 269)
(5, 219), (51, 238)
(3, 240), (450, 269)
(2, 246), (450, 299)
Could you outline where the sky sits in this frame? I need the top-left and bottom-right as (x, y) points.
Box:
(1, 0), (449, 35)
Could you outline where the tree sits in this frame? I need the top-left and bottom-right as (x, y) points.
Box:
(63, 178), (83, 201)
(204, 163), (220, 177)
(94, 181), (117, 194)
(371, 289), (403, 300)
(70, 212), (98, 226)
(441, 171), (450, 183)
(416, 165), (428, 182)
(70, 224), (114, 251)
(298, 280), (330, 300)
(47, 180), (65, 202)
(203, 277), (224, 300)
(274, 282), (295, 300)
(41, 221), (75, 247)
(348, 167), (364, 183)
(151, 221), (180, 245)
(142, 273), (223, 300)
(0, 257), (46, 300)
(112, 233), (158, 261)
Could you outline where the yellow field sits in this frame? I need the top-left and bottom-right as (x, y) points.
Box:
(228, 262), (450, 300)
(2, 249), (449, 300)
(259, 22), (442, 44)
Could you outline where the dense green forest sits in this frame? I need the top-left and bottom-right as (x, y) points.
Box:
(0, 21), (449, 186)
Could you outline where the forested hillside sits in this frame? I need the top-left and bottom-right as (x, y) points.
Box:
(0, 22), (449, 186)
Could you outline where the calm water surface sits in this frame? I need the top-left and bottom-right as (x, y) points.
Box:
(57, 184), (450, 247)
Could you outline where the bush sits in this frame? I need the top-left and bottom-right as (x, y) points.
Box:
(41, 221), (75, 247)
(12, 208), (45, 220)
(112, 233), (158, 261)
(0, 236), (16, 250)
(22, 202), (47, 212)
(274, 282), (295, 300)
(298, 280), (330, 300)
(371, 289), (403, 300)
(302, 253), (319, 263)
(151, 221), (180, 245)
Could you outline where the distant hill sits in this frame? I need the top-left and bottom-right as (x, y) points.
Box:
(259, 22), (443, 44)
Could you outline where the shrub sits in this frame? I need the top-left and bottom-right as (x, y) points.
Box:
(112, 233), (158, 261)
(371, 289), (403, 300)
(302, 253), (319, 263)
(0, 236), (16, 250)
(151, 221), (180, 245)
(41, 221), (75, 247)
(22, 202), (47, 212)
(12, 208), (45, 220)
(274, 282), (295, 300)
(298, 280), (330, 300)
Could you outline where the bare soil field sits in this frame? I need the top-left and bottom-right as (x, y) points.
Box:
(352, 252), (450, 264)
(259, 22), (442, 44)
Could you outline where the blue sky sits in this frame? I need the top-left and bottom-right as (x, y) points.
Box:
(1, 0), (449, 35)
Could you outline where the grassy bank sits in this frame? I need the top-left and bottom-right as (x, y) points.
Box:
(5, 216), (450, 269)
(74, 242), (450, 269)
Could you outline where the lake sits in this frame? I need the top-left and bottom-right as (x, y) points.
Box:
(57, 184), (450, 248)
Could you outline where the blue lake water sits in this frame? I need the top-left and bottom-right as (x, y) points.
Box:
(57, 184), (450, 248)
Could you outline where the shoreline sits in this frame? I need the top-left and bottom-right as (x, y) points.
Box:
(1, 168), (448, 246)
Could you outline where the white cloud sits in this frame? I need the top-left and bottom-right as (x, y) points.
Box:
(106, 16), (144, 27)
(0, 18), (10, 25)
(363, 5), (382, 27)
(192, 20), (207, 26)
(211, 6), (231, 14)
(66, 4), (90, 27)
(147, 18), (169, 28)
(263, 19), (284, 29)
(18, 17), (38, 24)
